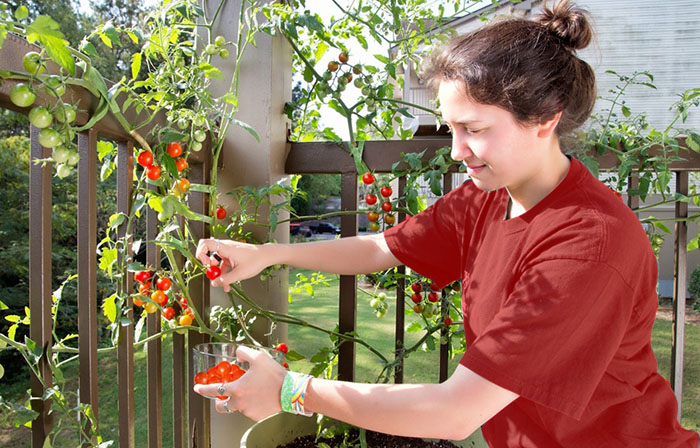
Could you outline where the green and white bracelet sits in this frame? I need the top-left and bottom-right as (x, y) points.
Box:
(280, 371), (314, 417)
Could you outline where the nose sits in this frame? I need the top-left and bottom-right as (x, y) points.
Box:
(450, 132), (473, 162)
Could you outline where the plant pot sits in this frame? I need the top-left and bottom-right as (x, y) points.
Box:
(241, 412), (489, 448)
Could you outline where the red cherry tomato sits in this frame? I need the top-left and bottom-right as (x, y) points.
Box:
(430, 282), (441, 291)
(167, 142), (183, 158)
(362, 173), (375, 185)
(151, 290), (168, 306)
(135, 270), (151, 283)
(444, 317), (453, 326)
(367, 211), (379, 222)
(139, 281), (151, 296)
(162, 307), (176, 320)
(365, 193), (377, 205)
(283, 362), (289, 369)
(275, 343), (289, 354)
(175, 157), (188, 172)
(156, 277), (172, 291)
(411, 293), (422, 304)
(411, 282), (422, 293)
(381, 201), (392, 212)
(380, 186), (392, 197)
(428, 292), (439, 303)
(206, 265), (222, 280)
(194, 372), (208, 385)
(147, 165), (161, 180)
(215, 361), (232, 377)
(179, 297), (188, 308)
(137, 151), (154, 168)
(216, 206), (227, 220)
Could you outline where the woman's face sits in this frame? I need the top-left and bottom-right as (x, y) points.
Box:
(438, 80), (546, 195)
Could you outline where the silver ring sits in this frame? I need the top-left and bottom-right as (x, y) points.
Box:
(224, 399), (233, 413)
(216, 383), (226, 396)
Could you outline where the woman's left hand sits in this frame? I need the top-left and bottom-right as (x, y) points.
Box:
(193, 345), (287, 421)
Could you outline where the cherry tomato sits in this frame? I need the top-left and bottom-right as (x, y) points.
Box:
(179, 297), (188, 308)
(156, 277), (172, 291)
(175, 157), (188, 172)
(167, 142), (183, 158)
(365, 193), (377, 205)
(411, 293), (422, 304)
(178, 314), (193, 326)
(362, 172), (375, 185)
(428, 292), (439, 303)
(137, 151), (154, 167)
(162, 307), (176, 320)
(327, 61), (339, 72)
(175, 178), (190, 196)
(353, 64), (362, 75)
(38, 129), (61, 148)
(384, 214), (396, 225)
(369, 222), (380, 232)
(147, 165), (161, 180)
(226, 365), (245, 381)
(430, 282), (441, 291)
(216, 361), (232, 377)
(151, 290), (168, 306)
(380, 186), (392, 197)
(381, 201), (392, 212)
(134, 270), (151, 283)
(216, 206), (227, 220)
(28, 106), (53, 129)
(139, 281), (151, 296)
(275, 343), (289, 354)
(206, 265), (222, 280)
(367, 211), (379, 222)
(144, 302), (157, 313)
(23, 51), (45, 75)
(55, 104), (76, 124)
(338, 51), (348, 63)
(133, 297), (144, 307)
(9, 83), (36, 108)
(444, 317), (453, 326)
(194, 372), (208, 385)
(413, 304), (424, 314)
(283, 362), (289, 369)
(193, 129), (207, 142)
(411, 282), (422, 293)
(215, 35), (226, 47)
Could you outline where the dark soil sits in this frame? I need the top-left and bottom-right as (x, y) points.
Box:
(277, 429), (461, 448)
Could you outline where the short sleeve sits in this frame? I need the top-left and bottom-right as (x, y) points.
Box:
(383, 185), (468, 288)
(460, 258), (636, 419)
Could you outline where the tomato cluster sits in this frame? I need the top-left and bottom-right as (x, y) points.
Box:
(409, 281), (443, 318)
(133, 269), (195, 326)
(361, 172), (395, 232)
(194, 360), (246, 398)
(274, 343), (290, 369)
(368, 292), (389, 318)
(314, 52), (377, 111)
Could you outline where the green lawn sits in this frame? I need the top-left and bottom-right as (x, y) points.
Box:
(1, 269), (697, 446)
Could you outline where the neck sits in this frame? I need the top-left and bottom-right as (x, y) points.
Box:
(506, 143), (570, 218)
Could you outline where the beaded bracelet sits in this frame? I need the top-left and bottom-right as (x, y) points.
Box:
(280, 371), (314, 417)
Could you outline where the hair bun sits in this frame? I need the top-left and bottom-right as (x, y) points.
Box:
(537, 0), (592, 50)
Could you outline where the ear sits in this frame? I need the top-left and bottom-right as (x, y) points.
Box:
(536, 111), (562, 138)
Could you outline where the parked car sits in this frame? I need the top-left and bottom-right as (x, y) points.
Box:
(311, 222), (341, 234)
(290, 223), (313, 237)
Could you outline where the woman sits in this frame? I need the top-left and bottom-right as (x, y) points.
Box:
(194, 1), (699, 446)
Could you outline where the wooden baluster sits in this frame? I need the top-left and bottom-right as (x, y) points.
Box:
(671, 170), (688, 421)
(394, 176), (407, 384)
(338, 171), (358, 381)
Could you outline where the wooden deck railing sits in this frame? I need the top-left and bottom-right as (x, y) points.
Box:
(285, 138), (699, 421)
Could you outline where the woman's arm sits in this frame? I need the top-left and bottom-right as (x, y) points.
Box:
(196, 233), (401, 291)
(195, 347), (518, 441)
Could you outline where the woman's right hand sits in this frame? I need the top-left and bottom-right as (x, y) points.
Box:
(195, 238), (274, 292)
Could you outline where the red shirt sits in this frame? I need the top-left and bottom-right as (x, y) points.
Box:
(385, 158), (699, 447)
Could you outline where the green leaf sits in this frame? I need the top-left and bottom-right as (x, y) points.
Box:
(220, 93), (238, 107)
(8, 324), (18, 341)
(232, 118), (260, 142)
(99, 247), (118, 276)
(0, 300), (8, 311)
(42, 433), (52, 448)
(199, 63), (224, 80)
(686, 135), (700, 153)
(161, 130), (187, 144)
(4, 315), (20, 323)
(131, 52), (142, 80)
(103, 294), (117, 324)
(14, 6), (29, 20)
(0, 364), (4, 380)
(26, 16), (75, 76)
(621, 105), (631, 118)
(374, 54), (390, 64)
(407, 321), (422, 332)
(284, 349), (306, 361)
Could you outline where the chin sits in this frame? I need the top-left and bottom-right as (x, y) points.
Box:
(471, 178), (497, 193)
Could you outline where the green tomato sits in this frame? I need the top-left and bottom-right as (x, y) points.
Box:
(10, 83), (36, 108)
(354, 78), (363, 88)
(361, 86), (371, 96)
(29, 106), (53, 129)
(219, 48), (230, 59)
(377, 292), (387, 301)
(67, 151), (80, 166)
(205, 44), (218, 55)
(52, 147), (70, 164)
(194, 115), (206, 127)
(370, 298), (380, 309)
(22, 51), (45, 75)
(55, 104), (76, 124)
(38, 128), (61, 148)
(177, 118), (188, 130)
(323, 71), (333, 81)
(215, 35), (226, 47)
(56, 164), (72, 179)
(375, 309), (386, 319)
(193, 129), (206, 142)
(44, 75), (65, 97)
(191, 141), (202, 152)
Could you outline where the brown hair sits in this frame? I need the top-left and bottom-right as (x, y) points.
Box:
(421, 0), (596, 136)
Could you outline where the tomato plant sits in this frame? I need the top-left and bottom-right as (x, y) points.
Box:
(9, 83), (36, 107)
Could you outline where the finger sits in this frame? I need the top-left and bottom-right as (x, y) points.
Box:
(194, 382), (227, 399)
(215, 398), (235, 414)
(196, 239), (217, 264)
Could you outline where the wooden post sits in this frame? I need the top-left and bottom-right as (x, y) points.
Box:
(671, 171), (688, 421)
